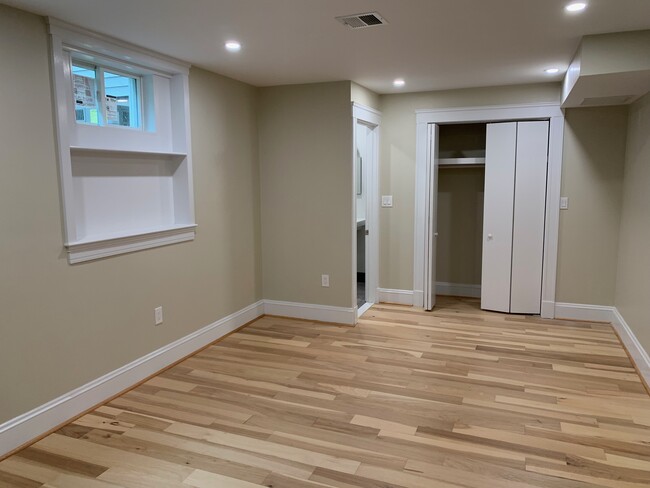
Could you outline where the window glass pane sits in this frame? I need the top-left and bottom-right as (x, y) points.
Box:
(104, 71), (139, 128)
(72, 64), (99, 125)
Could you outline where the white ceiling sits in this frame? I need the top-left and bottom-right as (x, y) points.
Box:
(6, 0), (650, 93)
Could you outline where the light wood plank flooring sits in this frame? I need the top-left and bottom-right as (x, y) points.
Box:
(2, 296), (650, 487)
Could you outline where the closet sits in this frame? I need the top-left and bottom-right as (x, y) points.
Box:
(436, 124), (486, 299)
(432, 120), (549, 315)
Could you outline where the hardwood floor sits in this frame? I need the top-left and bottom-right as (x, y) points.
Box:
(2, 296), (650, 487)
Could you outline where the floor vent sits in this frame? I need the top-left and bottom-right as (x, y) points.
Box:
(336, 12), (387, 29)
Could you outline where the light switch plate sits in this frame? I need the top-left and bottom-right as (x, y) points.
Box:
(560, 197), (569, 210)
(381, 195), (393, 208)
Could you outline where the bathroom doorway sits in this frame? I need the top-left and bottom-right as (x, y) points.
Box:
(353, 103), (380, 319)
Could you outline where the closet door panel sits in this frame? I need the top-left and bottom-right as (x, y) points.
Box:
(510, 121), (549, 314)
(481, 122), (516, 313)
(424, 123), (439, 311)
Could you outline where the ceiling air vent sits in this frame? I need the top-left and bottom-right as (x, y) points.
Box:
(336, 12), (387, 29)
(580, 95), (636, 106)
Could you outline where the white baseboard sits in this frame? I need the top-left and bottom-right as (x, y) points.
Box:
(0, 300), (264, 459)
(379, 284), (480, 304)
(378, 288), (414, 305)
(554, 302), (615, 322)
(555, 302), (650, 389)
(541, 300), (556, 319)
(263, 300), (356, 325)
(611, 308), (650, 389)
(436, 282), (481, 298)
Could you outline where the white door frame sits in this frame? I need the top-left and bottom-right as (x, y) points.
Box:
(413, 103), (564, 318)
(352, 103), (381, 319)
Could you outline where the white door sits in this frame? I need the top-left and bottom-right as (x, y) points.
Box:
(352, 103), (381, 317)
(510, 121), (549, 313)
(481, 122), (517, 313)
(424, 124), (439, 311)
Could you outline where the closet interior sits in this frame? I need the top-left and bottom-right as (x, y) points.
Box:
(436, 123), (486, 299)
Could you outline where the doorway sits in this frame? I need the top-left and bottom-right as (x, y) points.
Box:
(353, 103), (380, 319)
(413, 104), (565, 318)
(436, 123), (486, 303)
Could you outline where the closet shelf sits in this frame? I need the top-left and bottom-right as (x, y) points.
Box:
(439, 157), (485, 166)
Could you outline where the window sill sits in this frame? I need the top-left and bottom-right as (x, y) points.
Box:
(70, 146), (187, 160)
(66, 224), (197, 264)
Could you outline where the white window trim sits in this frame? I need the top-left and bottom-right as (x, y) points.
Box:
(48, 19), (196, 264)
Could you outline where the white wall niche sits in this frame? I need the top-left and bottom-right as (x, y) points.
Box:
(48, 19), (196, 263)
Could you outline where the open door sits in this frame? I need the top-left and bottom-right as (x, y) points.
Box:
(352, 103), (381, 319)
(423, 124), (439, 311)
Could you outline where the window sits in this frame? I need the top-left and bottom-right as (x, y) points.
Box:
(49, 19), (196, 264)
(72, 63), (98, 125)
(72, 62), (141, 129)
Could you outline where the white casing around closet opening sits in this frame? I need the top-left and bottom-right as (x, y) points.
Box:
(511, 121), (549, 314)
(481, 121), (549, 314)
(481, 122), (517, 313)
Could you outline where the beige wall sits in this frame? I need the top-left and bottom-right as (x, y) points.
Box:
(378, 83), (560, 291)
(258, 82), (353, 307)
(351, 82), (380, 111)
(615, 92), (650, 351)
(556, 106), (628, 305)
(0, 6), (261, 423)
(581, 30), (650, 76)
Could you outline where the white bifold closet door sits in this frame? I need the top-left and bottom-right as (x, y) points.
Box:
(510, 121), (549, 313)
(423, 124), (439, 311)
(481, 121), (549, 314)
(481, 122), (517, 313)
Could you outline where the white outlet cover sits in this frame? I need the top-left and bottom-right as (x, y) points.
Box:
(560, 196), (569, 210)
(154, 306), (163, 325)
(321, 274), (330, 287)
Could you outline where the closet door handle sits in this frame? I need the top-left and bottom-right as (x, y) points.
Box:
(487, 233), (493, 241)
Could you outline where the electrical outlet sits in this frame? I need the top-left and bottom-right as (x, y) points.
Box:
(321, 274), (330, 287)
(154, 306), (163, 325)
(560, 196), (569, 210)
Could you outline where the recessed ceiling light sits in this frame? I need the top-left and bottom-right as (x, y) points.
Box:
(545, 68), (560, 74)
(565, 2), (587, 12)
(393, 78), (405, 88)
(225, 41), (241, 53)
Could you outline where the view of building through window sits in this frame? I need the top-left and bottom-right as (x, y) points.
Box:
(72, 62), (140, 128)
